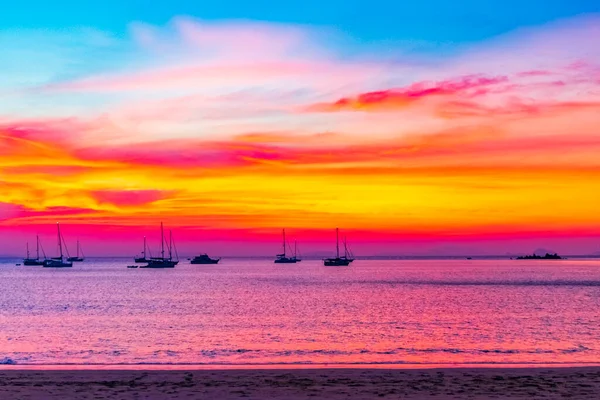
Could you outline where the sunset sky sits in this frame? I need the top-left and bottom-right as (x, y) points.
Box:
(1, 2), (600, 256)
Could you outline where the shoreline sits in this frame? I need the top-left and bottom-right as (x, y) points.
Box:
(1, 367), (599, 399)
(2, 362), (600, 371)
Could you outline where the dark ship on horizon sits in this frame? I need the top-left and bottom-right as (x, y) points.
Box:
(67, 239), (85, 262)
(139, 223), (179, 268)
(274, 229), (301, 264)
(22, 235), (46, 266)
(44, 223), (73, 268)
(134, 236), (151, 263)
(323, 228), (354, 266)
(190, 254), (220, 264)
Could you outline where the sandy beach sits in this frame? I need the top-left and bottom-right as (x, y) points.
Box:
(1, 367), (599, 399)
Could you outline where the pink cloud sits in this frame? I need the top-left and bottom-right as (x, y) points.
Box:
(438, 99), (600, 119)
(91, 190), (174, 207)
(0, 202), (99, 222)
(306, 75), (509, 112)
(517, 70), (553, 77)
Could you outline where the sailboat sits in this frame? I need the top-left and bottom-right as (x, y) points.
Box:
(67, 240), (85, 262)
(274, 229), (301, 263)
(323, 228), (354, 266)
(44, 223), (73, 268)
(134, 236), (151, 263)
(141, 223), (178, 268)
(23, 236), (46, 266)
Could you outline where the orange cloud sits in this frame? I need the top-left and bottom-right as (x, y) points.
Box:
(91, 190), (176, 208)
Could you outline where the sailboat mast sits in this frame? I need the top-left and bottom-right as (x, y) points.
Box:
(169, 230), (173, 260)
(26, 242), (30, 259)
(336, 228), (340, 258)
(344, 236), (348, 258)
(36, 235), (40, 259)
(161, 222), (165, 259)
(76, 240), (79, 257)
(143, 236), (146, 258)
(57, 223), (63, 259)
(282, 229), (286, 256)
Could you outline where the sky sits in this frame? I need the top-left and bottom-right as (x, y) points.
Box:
(1, 1), (600, 257)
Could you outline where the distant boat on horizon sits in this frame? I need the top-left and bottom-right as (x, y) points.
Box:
(134, 236), (151, 263)
(190, 253), (220, 264)
(323, 228), (354, 266)
(44, 223), (73, 268)
(274, 229), (301, 264)
(140, 223), (178, 268)
(23, 235), (46, 266)
(67, 239), (85, 262)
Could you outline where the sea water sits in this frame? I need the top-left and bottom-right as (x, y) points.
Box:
(1, 259), (599, 366)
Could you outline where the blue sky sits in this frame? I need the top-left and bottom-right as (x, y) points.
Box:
(2, 0), (598, 43)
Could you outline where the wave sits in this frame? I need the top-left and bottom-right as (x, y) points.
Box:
(3, 361), (600, 367)
(260, 278), (600, 287)
(2, 345), (593, 366)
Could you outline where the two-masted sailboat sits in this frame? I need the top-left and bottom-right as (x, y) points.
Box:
(323, 228), (354, 266)
(140, 223), (179, 268)
(44, 223), (73, 268)
(23, 235), (46, 266)
(274, 229), (301, 263)
(67, 240), (85, 262)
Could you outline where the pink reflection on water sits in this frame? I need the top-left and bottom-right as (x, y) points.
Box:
(1, 259), (600, 366)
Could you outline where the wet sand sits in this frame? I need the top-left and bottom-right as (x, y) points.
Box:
(1, 367), (599, 399)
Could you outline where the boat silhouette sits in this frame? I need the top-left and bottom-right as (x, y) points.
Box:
(23, 235), (46, 266)
(190, 254), (220, 264)
(140, 222), (179, 268)
(134, 236), (151, 263)
(67, 239), (85, 262)
(44, 223), (73, 268)
(323, 228), (354, 266)
(274, 229), (301, 263)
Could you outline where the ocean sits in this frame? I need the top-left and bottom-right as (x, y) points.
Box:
(1, 258), (599, 367)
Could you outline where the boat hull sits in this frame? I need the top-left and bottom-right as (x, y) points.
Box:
(323, 258), (353, 266)
(134, 258), (149, 263)
(274, 258), (300, 264)
(22, 259), (45, 266)
(190, 259), (220, 264)
(43, 260), (73, 268)
(141, 259), (178, 268)
(67, 257), (84, 262)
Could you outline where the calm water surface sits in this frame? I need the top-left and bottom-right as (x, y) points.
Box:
(1, 259), (599, 366)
